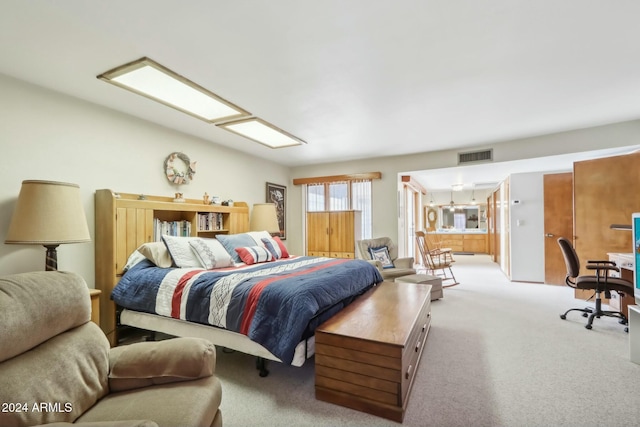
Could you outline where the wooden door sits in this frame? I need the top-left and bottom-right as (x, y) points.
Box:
(307, 212), (330, 254)
(574, 152), (640, 276)
(543, 172), (573, 285)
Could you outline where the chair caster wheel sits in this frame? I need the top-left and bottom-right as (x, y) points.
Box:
(560, 314), (566, 320)
(585, 324), (592, 330)
(582, 313), (589, 318)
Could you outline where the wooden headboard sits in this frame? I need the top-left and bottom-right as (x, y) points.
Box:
(94, 189), (249, 345)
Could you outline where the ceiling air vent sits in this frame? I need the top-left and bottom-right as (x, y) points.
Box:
(458, 149), (493, 164)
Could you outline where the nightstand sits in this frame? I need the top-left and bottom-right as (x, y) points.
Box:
(89, 289), (101, 325)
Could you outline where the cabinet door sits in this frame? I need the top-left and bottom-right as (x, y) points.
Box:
(462, 235), (487, 253)
(307, 212), (330, 253)
(441, 234), (463, 252)
(329, 211), (355, 253)
(116, 207), (154, 274)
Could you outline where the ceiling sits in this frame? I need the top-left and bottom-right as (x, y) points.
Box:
(3, 1), (640, 185)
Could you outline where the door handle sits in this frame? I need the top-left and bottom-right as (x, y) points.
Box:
(545, 233), (554, 238)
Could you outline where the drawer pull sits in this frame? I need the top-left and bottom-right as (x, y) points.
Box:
(415, 340), (422, 352)
(422, 322), (428, 332)
(405, 364), (413, 380)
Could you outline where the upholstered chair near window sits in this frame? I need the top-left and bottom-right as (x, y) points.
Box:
(356, 237), (416, 280)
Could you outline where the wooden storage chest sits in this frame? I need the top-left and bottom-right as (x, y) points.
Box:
(315, 281), (431, 422)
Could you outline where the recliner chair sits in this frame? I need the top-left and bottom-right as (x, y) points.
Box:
(0, 271), (223, 427)
(557, 237), (633, 331)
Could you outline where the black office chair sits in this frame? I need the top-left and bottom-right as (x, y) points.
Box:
(557, 237), (633, 331)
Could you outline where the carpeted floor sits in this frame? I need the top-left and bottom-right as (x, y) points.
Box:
(214, 255), (640, 427)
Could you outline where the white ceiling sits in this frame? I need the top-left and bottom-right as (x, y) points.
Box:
(3, 1), (640, 187)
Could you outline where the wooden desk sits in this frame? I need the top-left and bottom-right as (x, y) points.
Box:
(607, 253), (635, 315)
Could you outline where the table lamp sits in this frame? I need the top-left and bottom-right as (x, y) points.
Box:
(5, 180), (91, 271)
(250, 203), (280, 235)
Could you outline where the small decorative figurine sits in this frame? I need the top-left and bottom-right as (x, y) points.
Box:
(203, 192), (210, 205)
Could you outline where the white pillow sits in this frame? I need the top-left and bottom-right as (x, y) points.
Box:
(161, 235), (202, 268)
(247, 231), (272, 247)
(189, 238), (233, 269)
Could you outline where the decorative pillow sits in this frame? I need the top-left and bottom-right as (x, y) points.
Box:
(137, 242), (173, 268)
(370, 246), (394, 269)
(189, 238), (233, 269)
(161, 235), (202, 268)
(262, 236), (290, 259)
(247, 231), (272, 247)
(235, 246), (274, 265)
(216, 233), (258, 263)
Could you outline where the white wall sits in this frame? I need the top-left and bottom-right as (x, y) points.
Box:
(0, 74), (290, 286)
(508, 172), (546, 282)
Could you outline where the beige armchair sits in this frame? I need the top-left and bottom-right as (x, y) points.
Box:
(0, 271), (222, 427)
(356, 237), (416, 280)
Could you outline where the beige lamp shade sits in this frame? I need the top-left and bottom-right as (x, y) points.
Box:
(250, 203), (280, 233)
(5, 180), (91, 245)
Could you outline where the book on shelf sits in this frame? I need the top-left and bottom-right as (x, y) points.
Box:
(153, 218), (191, 241)
(197, 212), (223, 231)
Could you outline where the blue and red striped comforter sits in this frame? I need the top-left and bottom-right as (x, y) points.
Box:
(112, 256), (382, 364)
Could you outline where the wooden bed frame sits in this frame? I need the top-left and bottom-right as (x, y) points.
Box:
(94, 189), (324, 375)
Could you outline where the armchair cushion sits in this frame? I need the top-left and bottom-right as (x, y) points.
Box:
(108, 338), (216, 393)
(0, 270), (91, 363)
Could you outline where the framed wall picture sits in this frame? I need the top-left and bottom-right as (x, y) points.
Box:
(266, 182), (286, 239)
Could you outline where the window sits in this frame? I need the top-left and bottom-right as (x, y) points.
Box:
(294, 172), (380, 241)
(307, 183), (325, 212)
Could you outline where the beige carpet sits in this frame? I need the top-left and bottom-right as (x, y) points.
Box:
(214, 255), (640, 427)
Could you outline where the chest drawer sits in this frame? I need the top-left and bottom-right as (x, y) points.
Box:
(401, 299), (431, 403)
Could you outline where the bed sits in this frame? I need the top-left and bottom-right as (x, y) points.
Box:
(95, 190), (382, 375)
(111, 243), (382, 374)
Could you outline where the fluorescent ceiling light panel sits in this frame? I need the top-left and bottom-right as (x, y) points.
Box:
(97, 57), (249, 123)
(218, 118), (306, 148)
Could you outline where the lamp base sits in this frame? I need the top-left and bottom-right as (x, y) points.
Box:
(44, 244), (59, 271)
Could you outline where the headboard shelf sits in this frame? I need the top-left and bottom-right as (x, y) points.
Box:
(94, 189), (250, 345)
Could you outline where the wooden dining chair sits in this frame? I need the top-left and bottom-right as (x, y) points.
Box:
(415, 230), (459, 287)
